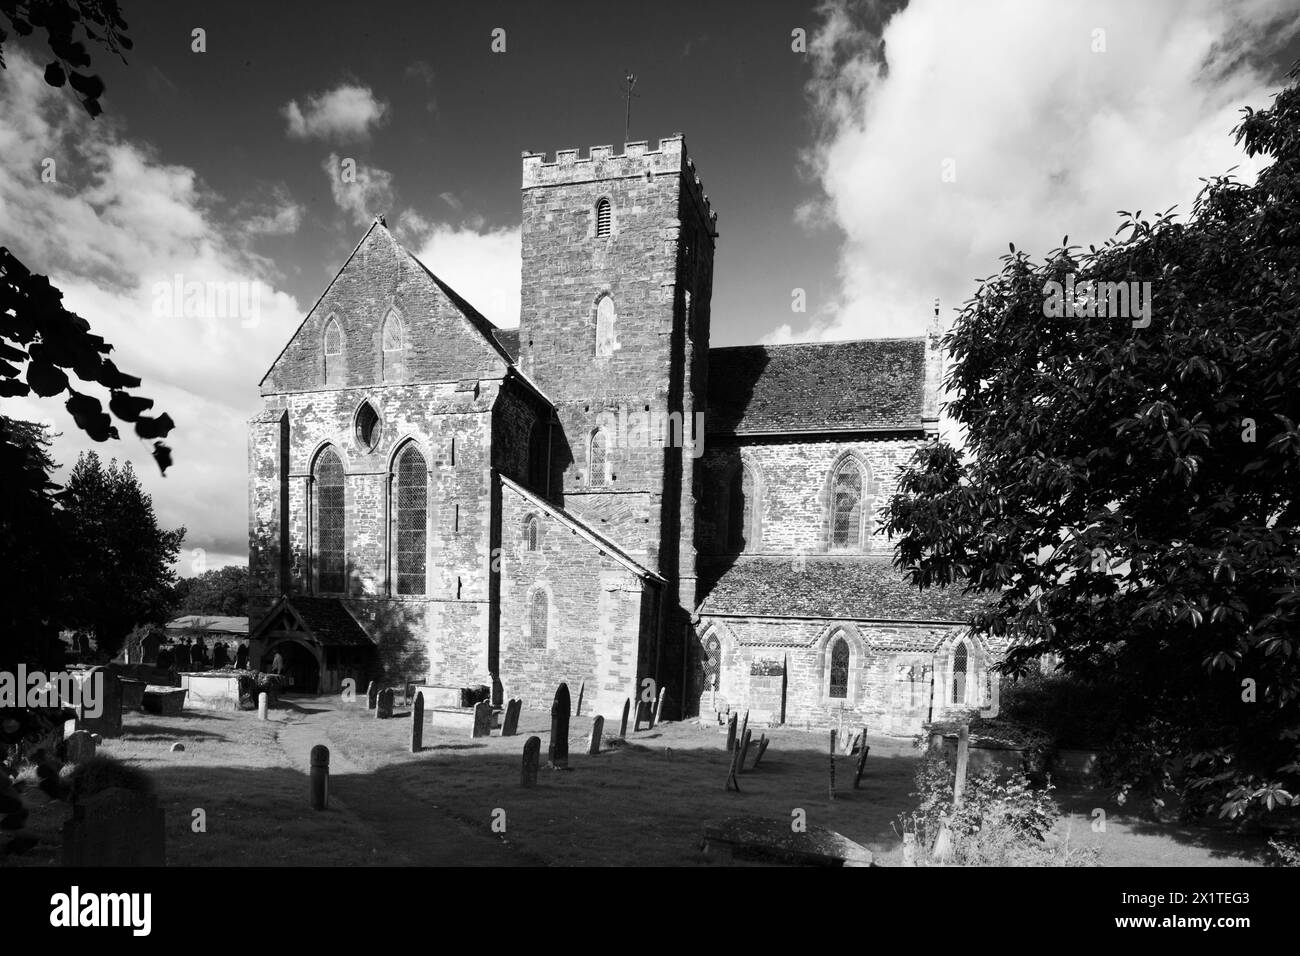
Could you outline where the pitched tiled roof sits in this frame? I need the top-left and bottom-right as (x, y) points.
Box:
(166, 615), (249, 636)
(706, 338), (926, 436)
(698, 556), (986, 623)
(252, 597), (375, 647)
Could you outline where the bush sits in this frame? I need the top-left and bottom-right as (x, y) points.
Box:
(897, 752), (1099, 866)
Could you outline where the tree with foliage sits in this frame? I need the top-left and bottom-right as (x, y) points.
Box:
(0, 0), (130, 117)
(173, 565), (249, 617)
(61, 451), (184, 657)
(885, 65), (1300, 823)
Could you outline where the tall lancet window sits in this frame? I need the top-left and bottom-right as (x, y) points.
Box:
(394, 444), (427, 595)
(314, 448), (346, 593)
(595, 295), (618, 357)
(381, 310), (404, 383)
(589, 429), (608, 487)
(323, 317), (344, 386)
(830, 458), (866, 551)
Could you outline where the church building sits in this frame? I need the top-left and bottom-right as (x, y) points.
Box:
(247, 133), (996, 733)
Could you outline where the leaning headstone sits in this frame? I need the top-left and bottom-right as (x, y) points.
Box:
(500, 698), (522, 737)
(410, 692), (425, 753)
(738, 709), (750, 752)
(619, 698), (630, 738)
(587, 715), (604, 755)
(366, 681), (378, 710)
(853, 727), (871, 790)
(548, 683), (570, 768)
(376, 688), (394, 720)
(471, 699), (492, 738)
(65, 730), (97, 764)
(725, 713), (738, 752)
(631, 699), (646, 732)
(736, 729), (753, 774)
(521, 736), (541, 787)
(650, 686), (667, 727)
(725, 735), (742, 792)
(61, 787), (165, 866)
(753, 734), (770, 768)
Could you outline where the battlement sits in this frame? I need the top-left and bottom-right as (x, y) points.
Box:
(522, 133), (716, 227)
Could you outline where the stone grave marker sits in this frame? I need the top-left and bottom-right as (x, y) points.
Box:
(521, 736), (541, 787)
(78, 666), (123, 739)
(376, 688), (394, 719)
(65, 730), (97, 764)
(828, 730), (837, 800)
(725, 713), (738, 752)
(471, 699), (493, 738)
(410, 692), (425, 753)
(619, 698), (630, 738)
(366, 681), (378, 710)
(736, 729), (753, 774)
(548, 682), (570, 768)
(753, 734), (770, 768)
(500, 698), (522, 737)
(650, 686), (667, 727)
(853, 726), (871, 790)
(587, 715), (604, 755)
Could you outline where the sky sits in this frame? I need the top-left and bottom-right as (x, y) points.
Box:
(1, 0), (1298, 572)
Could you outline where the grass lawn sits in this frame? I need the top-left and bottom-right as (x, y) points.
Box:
(3, 695), (1275, 866)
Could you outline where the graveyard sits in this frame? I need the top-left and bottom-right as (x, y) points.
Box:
(6, 687), (1273, 867)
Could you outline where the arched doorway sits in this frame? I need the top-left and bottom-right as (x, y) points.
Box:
(269, 639), (321, 694)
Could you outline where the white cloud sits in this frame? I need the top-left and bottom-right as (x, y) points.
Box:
(787, 0), (1299, 343)
(0, 51), (304, 571)
(244, 184), (304, 236)
(283, 84), (388, 142)
(409, 223), (522, 329)
(322, 152), (395, 227)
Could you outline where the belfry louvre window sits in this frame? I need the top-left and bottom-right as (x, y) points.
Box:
(589, 430), (608, 487)
(530, 589), (548, 647)
(394, 445), (427, 595)
(829, 636), (850, 699)
(595, 198), (612, 238)
(315, 449), (346, 593)
(830, 459), (865, 551)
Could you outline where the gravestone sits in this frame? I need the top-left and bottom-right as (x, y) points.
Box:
(376, 688), (394, 720)
(853, 726), (871, 790)
(77, 667), (123, 739)
(61, 787), (165, 866)
(587, 715), (604, 755)
(310, 745), (329, 811)
(619, 698), (630, 738)
(471, 700), (493, 738)
(366, 681), (378, 710)
(410, 692), (425, 753)
(548, 683), (570, 768)
(651, 686), (667, 727)
(65, 730), (97, 763)
(725, 713), (738, 752)
(738, 710), (750, 754)
(521, 736), (541, 787)
(736, 729), (753, 774)
(753, 734), (770, 768)
(500, 698), (522, 737)
(828, 730), (837, 800)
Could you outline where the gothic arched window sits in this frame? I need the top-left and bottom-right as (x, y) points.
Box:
(529, 588), (549, 648)
(589, 429), (608, 487)
(830, 457), (866, 551)
(381, 310), (404, 383)
(952, 641), (969, 705)
(595, 197), (612, 238)
(394, 444), (427, 595)
(524, 514), (540, 552)
(703, 633), (721, 692)
(829, 635), (850, 699)
(323, 316), (344, 386)
(595, 295), (617, 357)
(314, 448), (346, 593)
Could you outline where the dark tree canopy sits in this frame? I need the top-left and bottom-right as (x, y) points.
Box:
(885, 66), (1300, 822)
(0, 0), (131, 116)
(172, 565), (249, 618)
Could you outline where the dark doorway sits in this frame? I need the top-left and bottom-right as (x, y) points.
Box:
(276, 640), (320, 694)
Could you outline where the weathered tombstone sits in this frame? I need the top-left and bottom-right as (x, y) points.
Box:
(651, 686), (667, 727)
(410, 692), (425, 753)
(78, 666), (123, 738)
(471, 699), (492, 738)
(853, 727), (871, 790)
(725, 735), (742, 792)
(619, 698), (630, 739)
(828, 730), (837, 800)
(548, 683), (570, 768)
(521, 736), (541, 787)
(575, 681), (584, 717)
(65, 730), (96, 763)
(310, 745), (329, 810)
(738, 710), (750, 752)
(61, 787), (165, 866)
(725, 713), (738, 751)
(376, 688), (395, 719)
(753, 734), (770, 768)
(257, 692), (268, 720)
(736, 729), (753, 774)
(366, 681), (378, 710)
(587, 715), (604, 755)
(500, 698), (522, 737)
